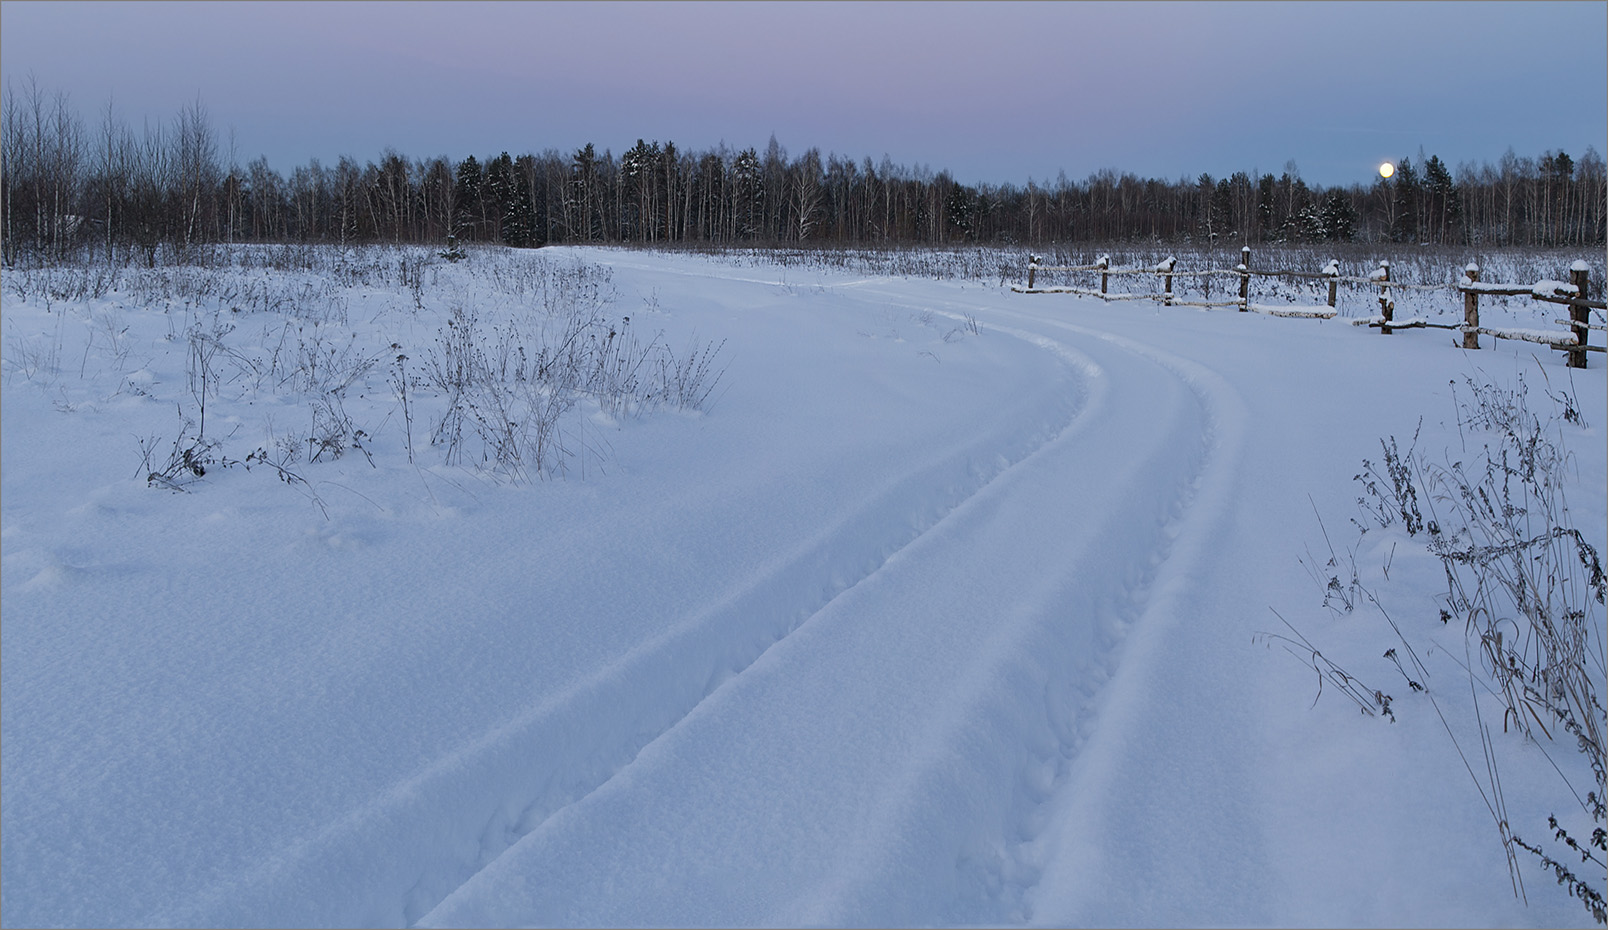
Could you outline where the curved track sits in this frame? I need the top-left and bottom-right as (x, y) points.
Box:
(412, 275), (1249, 927)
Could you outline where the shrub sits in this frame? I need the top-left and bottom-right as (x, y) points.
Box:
(1272, 367), (1605, 924)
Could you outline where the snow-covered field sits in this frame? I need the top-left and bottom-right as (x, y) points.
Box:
(3, 244), (1603, 928)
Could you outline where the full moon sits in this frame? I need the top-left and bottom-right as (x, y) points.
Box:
(1379, 162), (1395, 179)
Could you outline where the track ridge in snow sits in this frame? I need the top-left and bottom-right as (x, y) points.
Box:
(418, 293), (1239, 929)
(405, 373), (1094, 927)
(152, 349), (1090, 929)
(978, 302), (1254, 925)
(777, 305), (1227, 926)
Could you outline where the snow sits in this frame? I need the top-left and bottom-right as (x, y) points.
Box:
(3, 244), (1603, 928)
(1247, 303), (1336, 318)
(1459, 279), (1576, 296)
(1532, 279), (1578, 297)
(1476, 324), (1581, 346)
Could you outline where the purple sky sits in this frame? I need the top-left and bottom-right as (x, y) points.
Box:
(3, 1), (1604, 189)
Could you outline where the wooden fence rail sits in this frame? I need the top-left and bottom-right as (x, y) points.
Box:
(1014, 250), (1605, 368)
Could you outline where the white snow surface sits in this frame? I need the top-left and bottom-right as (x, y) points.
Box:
(1531, 279), (1578, 297)
(3, 245), (1604, 928)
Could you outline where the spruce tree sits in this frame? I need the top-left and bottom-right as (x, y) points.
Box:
(1279, 178), (1312, 241)
(1424, 155), (1459, 244)
(484, 152), (515, 243)
(512, 154), (545, 247)
(454, 155), (483, 239)
(1391, 157), (1420, 243)
(570, 144), (599, 241)
(732, 148), (762, 240)
(1319, 190), (1357, 241)
(1212, 178), (1234, 240)
(621, 139), (661, 242)
(502, 171), (536, 247)
(1256, 173), (1275, 240)
(945, 180), (976, 241)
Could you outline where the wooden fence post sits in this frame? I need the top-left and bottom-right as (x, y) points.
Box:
(1324, 259), (1339, 308)
(1378, 260), (1393, 335)
(1238, 245), (1250, 311)
(1027, 253), (1038, 290)
(1569, 261), (1590, 368)
(1462, 262), (1480, 350)
(1099, 254), (1109, 295)
(1160, 256), (1175, 307)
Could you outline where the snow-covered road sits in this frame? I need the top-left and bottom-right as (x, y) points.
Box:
(3, 247), (1601, 927)
(420, 278), (1238, 927)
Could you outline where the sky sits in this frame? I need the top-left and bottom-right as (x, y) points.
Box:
(2, 0), (1604, 190)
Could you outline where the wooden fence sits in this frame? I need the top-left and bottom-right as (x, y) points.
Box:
(1013, 248), (1606, 368)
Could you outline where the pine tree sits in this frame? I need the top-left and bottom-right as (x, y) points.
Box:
(660, 140), (679, 242)
(1545, 150), (1574, 245)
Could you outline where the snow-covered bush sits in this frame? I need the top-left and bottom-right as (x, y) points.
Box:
(2, 243), (727, 498)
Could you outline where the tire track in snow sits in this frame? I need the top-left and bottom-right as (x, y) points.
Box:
(910, 297), (1254, 925)
(150, 285), (1090, 929)
(416, 292), (1247, 927)
(768, 295), (1249, 926)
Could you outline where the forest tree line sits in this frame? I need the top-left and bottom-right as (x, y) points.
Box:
(3, 79), (1604, 266)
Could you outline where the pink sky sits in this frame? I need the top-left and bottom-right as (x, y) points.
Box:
(2, 1), (1603, 187)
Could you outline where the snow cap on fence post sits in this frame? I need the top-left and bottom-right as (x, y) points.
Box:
(1157, 256), (1176, 307)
